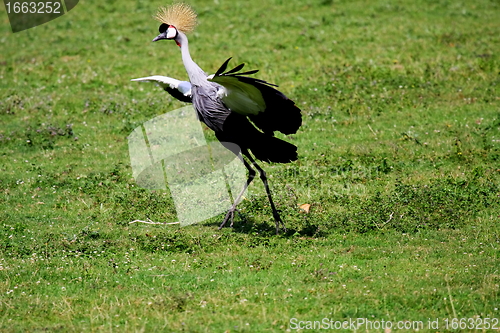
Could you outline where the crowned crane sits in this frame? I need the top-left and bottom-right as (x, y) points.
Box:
(132, 3), (302, 234)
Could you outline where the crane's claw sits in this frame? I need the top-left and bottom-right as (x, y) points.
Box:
(272, 211), (286, 234)
(219, 208), (241, 229)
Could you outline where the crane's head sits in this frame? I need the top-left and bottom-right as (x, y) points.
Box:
(152, 3), (197, 45)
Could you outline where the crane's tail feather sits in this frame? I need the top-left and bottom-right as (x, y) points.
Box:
(249, 136), (298, 163)
(215, 112), (298, 164)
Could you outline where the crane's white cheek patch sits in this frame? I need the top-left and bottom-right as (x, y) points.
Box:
(167, 27), (177, 39)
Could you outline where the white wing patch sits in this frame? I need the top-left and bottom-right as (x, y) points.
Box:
(131, 76), (192, 97)
(208, 75), (266, 116)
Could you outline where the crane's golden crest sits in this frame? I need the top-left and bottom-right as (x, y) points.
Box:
(154, 3), (197, 34)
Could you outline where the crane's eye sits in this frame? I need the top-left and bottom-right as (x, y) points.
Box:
(159, 23), (169, 33)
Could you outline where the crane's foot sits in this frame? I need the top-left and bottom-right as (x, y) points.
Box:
(272, 210), (287, 235)
(219, 208), (241, 229)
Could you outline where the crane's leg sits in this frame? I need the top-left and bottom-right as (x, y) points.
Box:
(245, 154), (286, 234)
(219, 156), (256, 229)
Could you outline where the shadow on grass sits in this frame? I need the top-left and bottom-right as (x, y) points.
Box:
(204, 212), (323, 238)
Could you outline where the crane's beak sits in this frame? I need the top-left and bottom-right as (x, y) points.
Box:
(152, 32), (166, 42)
(152, 26), (177, 42)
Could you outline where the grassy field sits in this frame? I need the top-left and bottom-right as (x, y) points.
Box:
(1, 0), (499, 331)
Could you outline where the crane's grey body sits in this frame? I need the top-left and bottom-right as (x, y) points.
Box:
(134, 23), (302, 233)
(191, 85), (230, 133)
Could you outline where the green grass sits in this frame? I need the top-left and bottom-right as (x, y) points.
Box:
(1, 0), (499, 331)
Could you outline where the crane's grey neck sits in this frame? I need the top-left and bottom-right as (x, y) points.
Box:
(176, 32), (207, 87)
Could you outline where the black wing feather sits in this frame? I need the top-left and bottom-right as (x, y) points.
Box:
(164, 86), (192, 103)
(232, 69), (260, 76)
(224, 63), (246, 75)
(213, 58), (302, 136)
(214, 57), (232, 77)
(214, 59), (277, 87)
